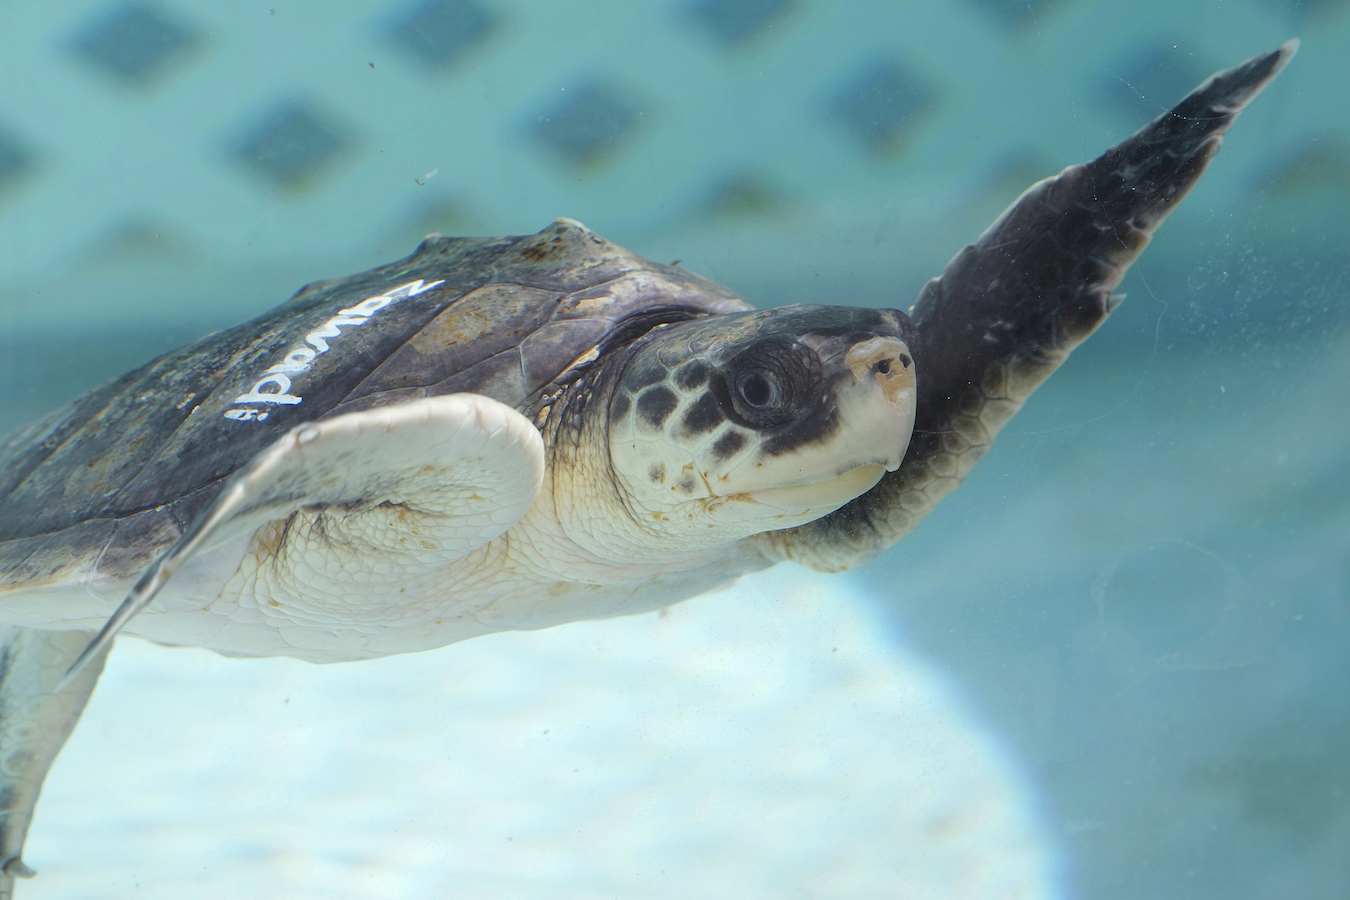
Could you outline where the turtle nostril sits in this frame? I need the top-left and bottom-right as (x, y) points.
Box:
(845, 337), (913, 402)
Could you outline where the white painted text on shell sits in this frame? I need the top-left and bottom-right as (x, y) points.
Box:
(224, 279), (444, 422)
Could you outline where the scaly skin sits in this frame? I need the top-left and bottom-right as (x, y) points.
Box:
(763, 41), (1297, 572)
(0, 627), (108, 900)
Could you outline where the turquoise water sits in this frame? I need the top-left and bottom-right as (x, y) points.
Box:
(1, 1), (1347, 897)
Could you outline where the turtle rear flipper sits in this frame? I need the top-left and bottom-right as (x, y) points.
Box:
(766, 40), (1297, 572)
(65, 394), (546, 680)
(0, 625), (109, 899)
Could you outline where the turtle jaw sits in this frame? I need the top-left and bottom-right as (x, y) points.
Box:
(749, 463), (888, 513)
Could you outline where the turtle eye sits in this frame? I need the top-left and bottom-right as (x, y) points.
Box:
(717, 337), (818, 430)
(737, 371), (778, 409)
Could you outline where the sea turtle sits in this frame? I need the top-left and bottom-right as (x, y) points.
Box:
(0, 42), (1294, 894)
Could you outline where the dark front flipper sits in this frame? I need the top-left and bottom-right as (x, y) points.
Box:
(0, 626), (109, 899)
(765, 40), (1296, 572)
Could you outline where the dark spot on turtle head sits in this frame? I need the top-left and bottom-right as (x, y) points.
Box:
(712, 430), (746, 460)
(610, 392), (631, 423)
(675, 475), (696, 495)
(679, 391), (723, 436)
(675, 361), (710, 390)
(648, 462), (667, 484)
(627, 361), (668, 391)
(637, 386), (678, 428)
(762, 403), (840, 455)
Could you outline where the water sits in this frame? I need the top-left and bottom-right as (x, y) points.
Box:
(30, 569), (1058, 898)
(1, 1), (1347, 897)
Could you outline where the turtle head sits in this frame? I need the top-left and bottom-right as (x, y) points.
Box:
(598, 305), (917, 556)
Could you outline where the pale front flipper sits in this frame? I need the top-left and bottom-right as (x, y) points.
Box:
(65, 393), (545, 679)
(0, 626), (109, 899)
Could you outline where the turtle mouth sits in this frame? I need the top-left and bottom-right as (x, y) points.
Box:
(749, 463), (888, 512)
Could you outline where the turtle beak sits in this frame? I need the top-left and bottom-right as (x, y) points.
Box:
(842, 337), (918, 474)
(845, 337), (915, 408)
(822, 334), (916, 474)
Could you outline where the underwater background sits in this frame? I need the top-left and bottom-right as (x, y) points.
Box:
(0, 1), (1347, 897)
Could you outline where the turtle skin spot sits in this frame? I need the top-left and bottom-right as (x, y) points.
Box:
(675, 361), (710, 390)
(610, 392), (631, 423)
(627, 361), (669, 391)
(712, 430), (745, 460)
(680, 391), (723, 437)
(637, 386), (678, 428)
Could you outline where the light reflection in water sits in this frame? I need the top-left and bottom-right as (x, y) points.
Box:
(31, 567), (1058, 899)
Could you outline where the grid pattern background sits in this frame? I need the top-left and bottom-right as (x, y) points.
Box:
(1, 0), (1344, 325)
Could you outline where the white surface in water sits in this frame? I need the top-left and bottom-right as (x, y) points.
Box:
(24, 567), (1058, 899)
